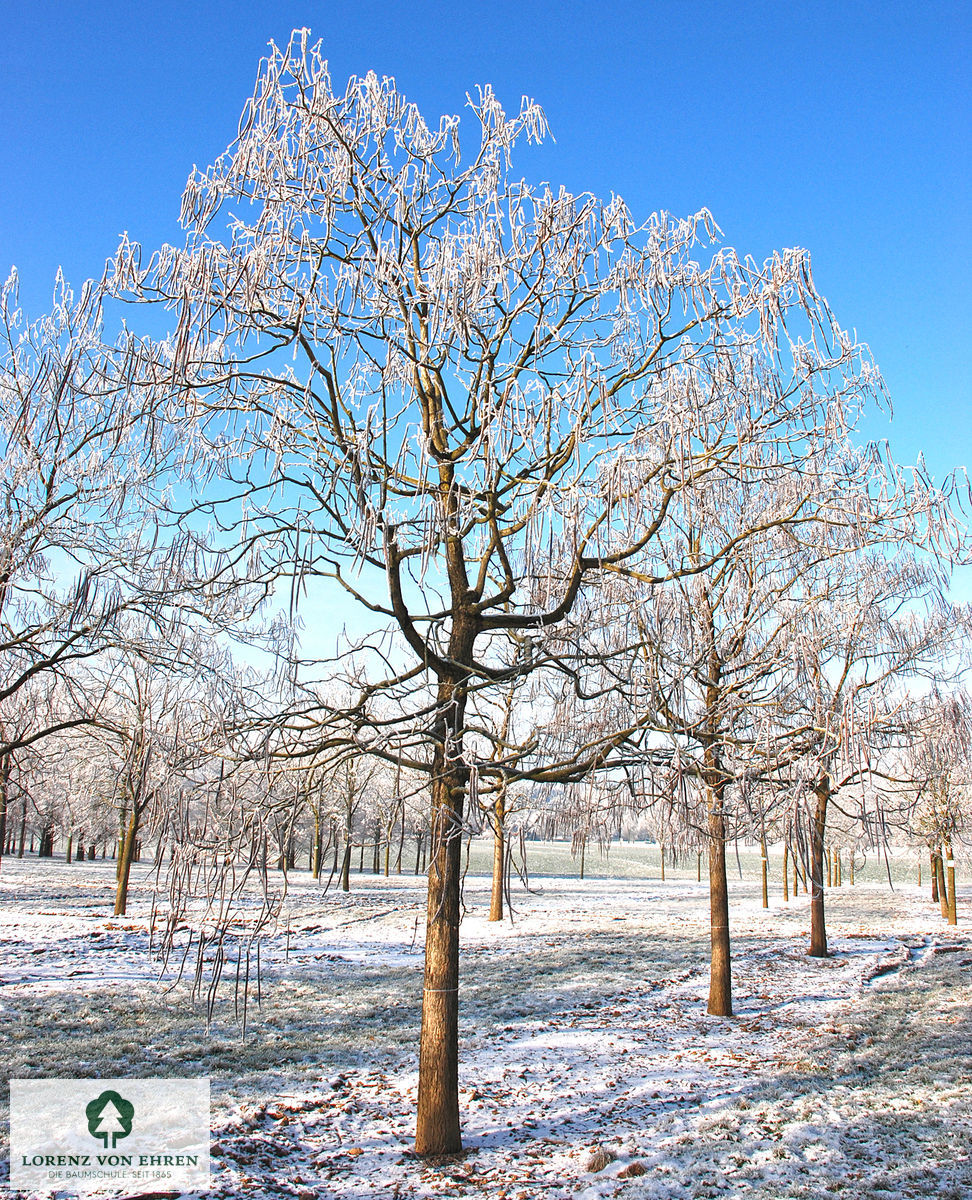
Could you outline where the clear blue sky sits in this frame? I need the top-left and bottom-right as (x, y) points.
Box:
(1, 0), (968, 481)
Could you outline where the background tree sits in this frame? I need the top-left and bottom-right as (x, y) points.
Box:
(903, 689), (972, 925)
(0, 272), (180, 755)
(780, 547), (962, 957)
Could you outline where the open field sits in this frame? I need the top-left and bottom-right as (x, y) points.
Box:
(1, 845), (970, 1199)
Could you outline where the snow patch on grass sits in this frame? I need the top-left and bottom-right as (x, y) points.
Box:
(1, 855), (970, 1198)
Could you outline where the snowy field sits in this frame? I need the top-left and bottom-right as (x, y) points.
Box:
(1, 844), (970, 1199)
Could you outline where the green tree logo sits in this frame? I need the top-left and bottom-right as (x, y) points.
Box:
(85, 1090), (134, 1148)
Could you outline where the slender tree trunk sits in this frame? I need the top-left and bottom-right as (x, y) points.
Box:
(849, 850), (855, 886)
(396, 803), (405, 874)
(931, 849), (940, 902)
(340, 805), (353, 892)
(944, 838), (957, 925)
(760, 833), (768, 909)
(0, 753), (9, 871)
(937, 851), (949, 920)
(707, 787), (732, 1017)
(579, 834), (586, 880)
(18, 799), (27, 857)
(809, 776), (830, 958)
(782, 842), (790, 902)
(414, 833), (424, 875)
(114, 806), (141, 916)
(116, 806), (129, 879)
(918, 859), (922, 888)
(696, 849), (701, 882)
(660, 842), (666, 882)
(415, 689), (468, 1157)
(66, 832), (74, 864)
(488, 791), (506, 922)
(826, 845), (832, 888)
(311, 812), (322, 879)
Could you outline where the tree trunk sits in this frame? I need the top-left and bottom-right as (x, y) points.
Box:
(809, 776), (829, 958)
(415, 733), (467, 1156)
(760, 833), (769, 909)
(660, 842), (666, 882)
(931, 849), (940, 902)
(311, 812), (322, 879)
(0, 753), (9, 871)
(39, 822), (55, 858)
(488, 791), (506, 922)
(826, 844), (832, 888)
(782, 842), (790, 902)
(707, 789), (732, 1017)
(944, 839), (957, 925)
(937, 851), (949, 920)
(340, 807), (353, 892)
(114, 806), (141, 916)
(66, 833), (74, 864)
(396, 803), (406, 873)
(116, 806), (129, 879)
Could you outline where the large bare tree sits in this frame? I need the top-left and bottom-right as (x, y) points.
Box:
(113, 32), (908, 1153)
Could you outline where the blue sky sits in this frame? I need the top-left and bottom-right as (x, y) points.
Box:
(1, 0), (968, 484)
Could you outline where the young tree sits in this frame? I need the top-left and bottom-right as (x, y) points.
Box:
(113, 33), (908, 1153)
(784, 551), (962, 957)
(904, 690), (971, 925)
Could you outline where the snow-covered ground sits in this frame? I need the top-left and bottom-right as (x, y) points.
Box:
(1, 846), (970, 1199)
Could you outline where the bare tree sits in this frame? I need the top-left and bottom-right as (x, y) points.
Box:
(112, 33), (919, 1153)
(0, 272), (180, 754)
(781, 550), (962, 957)
(902, 689), (972, 925)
